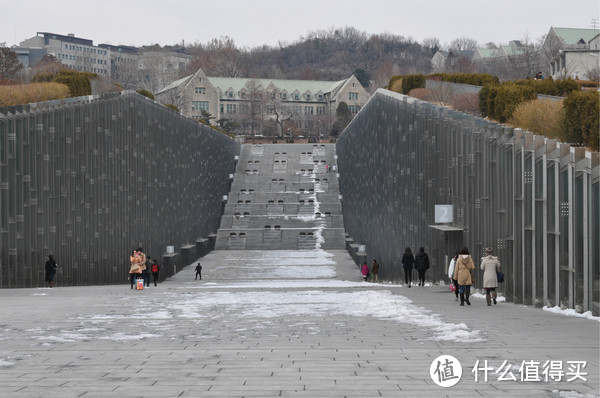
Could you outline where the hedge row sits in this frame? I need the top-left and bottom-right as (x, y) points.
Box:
(0, 82), (71, 107)
(512, 78), (579, 97)
(136, 89), (155, 100)
(479, 79), (582, 123)
(429, 73), (499, 86)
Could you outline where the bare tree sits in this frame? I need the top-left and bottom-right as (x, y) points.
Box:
(449, 37), (479, 51)
(507, 36), (541, 79)
(539, 33), (563, 77)
(243, 79), (266, 135)
(0, 43), (23, 82)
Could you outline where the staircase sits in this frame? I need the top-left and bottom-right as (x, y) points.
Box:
(215, 143), (346, 250)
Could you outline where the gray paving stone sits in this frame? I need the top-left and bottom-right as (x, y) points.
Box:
(0, 249), (598, 398)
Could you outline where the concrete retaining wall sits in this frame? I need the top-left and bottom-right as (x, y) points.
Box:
(336, 88), (599, 315)
(0, 92), (240, 287)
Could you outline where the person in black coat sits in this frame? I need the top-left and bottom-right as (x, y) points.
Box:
(401, 247), (415, 287)
(45, 255), (57, 288)
(195, 262), (202, 280)
(414, 247), (430, 287)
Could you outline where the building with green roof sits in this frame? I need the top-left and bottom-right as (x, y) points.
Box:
(156, 69), (369, 137)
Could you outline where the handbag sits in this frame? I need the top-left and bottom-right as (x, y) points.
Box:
(449, 283), (456, 292)
(129, 263), (140, 273)
(497, 271), (504, 283)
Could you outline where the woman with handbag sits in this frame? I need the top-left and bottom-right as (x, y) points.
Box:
(129, 250), (143, 289)
(481, 247), (502, 305)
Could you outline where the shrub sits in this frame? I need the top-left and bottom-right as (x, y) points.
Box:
(451, 93), (481, 116)
(164, 103), (178, 112)
(0, 82), (70, 107)
(494, 84), (537, 123)
(478, 84), (498, 118)
(388, 75), (403, 92)
(562, 91), (599, 150)
(53, 70), (92, 96)
(401, 74), (425, 95)
(136, 89), (155, 100)
(510, 99), (564, 140)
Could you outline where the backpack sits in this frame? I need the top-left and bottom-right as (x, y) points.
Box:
(151, 264), (159, 273)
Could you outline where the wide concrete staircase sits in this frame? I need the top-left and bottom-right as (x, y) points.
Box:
(215, 143), (347, 250)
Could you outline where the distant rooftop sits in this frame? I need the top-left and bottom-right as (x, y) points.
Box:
(552, 27), (600, 45)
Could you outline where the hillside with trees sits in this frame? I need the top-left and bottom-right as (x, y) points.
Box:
(184, 27), (437, 89)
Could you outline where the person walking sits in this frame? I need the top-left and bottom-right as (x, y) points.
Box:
(195, 262), (202, 280)
(414, 247), (430, 287)
(454, 247), (475, 306)
(143, 256), (152, 287)
(401, 247), (415, 287)
(361, 262), (369, 281)
(448, 250), (460, 301)
(481, 247), (501, 305)
(45, 255), (58, 288)
(371, 259), (380, 283)
(151, 260), (160, 287)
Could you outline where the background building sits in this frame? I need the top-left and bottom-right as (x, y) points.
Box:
(19, 32), (110, 76)
(17, 32), (192, 90)
(156, 69), (369, 136)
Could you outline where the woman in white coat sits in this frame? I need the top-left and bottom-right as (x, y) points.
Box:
(480, 247), (501, 305)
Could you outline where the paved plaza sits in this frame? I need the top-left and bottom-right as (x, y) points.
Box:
(0, 249), (598, 398)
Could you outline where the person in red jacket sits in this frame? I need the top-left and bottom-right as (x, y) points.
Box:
(361, 262), (369, 281)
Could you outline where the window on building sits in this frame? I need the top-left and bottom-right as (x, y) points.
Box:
(349, 92), (359, 100)
(316, 107), (325, 115)
(281, 93), (287, 99)
(192, 101), (210, 111)
(304, 106), (313, 115)
(228, 91), (234, 98)
(195, 87), (206, 94)
(226, 104), (237, 113)
(267, 106), (275, 114)
(348, 105), (361, 114)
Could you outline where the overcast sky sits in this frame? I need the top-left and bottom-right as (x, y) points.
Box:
(2, 0), (598, 49)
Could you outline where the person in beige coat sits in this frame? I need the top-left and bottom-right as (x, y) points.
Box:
(481, 247), (501, 305)
(453, 247), (475, 306)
